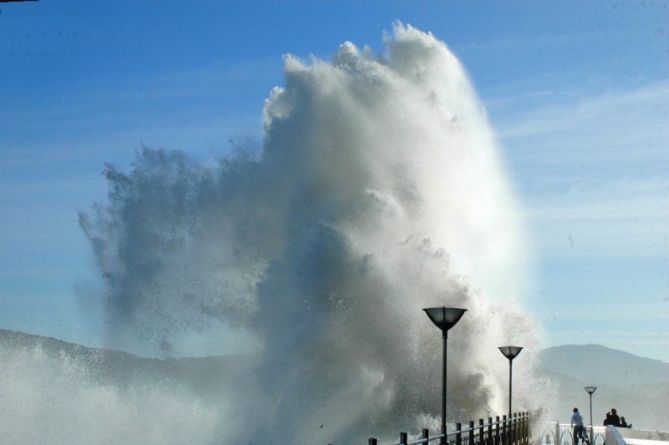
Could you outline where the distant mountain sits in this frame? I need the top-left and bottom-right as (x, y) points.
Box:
(538, 344), (669, 386)
(0, 328), (254, 400)
(536, 344), (669, 432)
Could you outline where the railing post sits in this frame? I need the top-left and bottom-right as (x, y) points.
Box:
(369, 438), (378, 445)
(509, 414), (512, 445)
(511, 413), (515, 445)
(400, 432), (408, 444)
(488, 417), (494, 445)
(422, 428), (430, 444)
(457, 422), (463, 445)
(555, 420), (560, 445)
(470, 420), (476, 445)
(479, 419), (485, 445)
(502, 415), (507, 445)
(495, 416), (501, 445)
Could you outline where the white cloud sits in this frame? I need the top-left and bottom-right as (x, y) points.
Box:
(498, 81), (669, 142)
(492, 82), (669, 258)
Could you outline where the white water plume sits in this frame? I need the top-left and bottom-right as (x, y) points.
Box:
(69, 23), (547, 443)
(0, 345), (223, 445)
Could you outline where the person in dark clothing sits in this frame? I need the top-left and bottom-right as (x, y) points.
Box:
(572, 407), (586, 444)
(620, 417), (631, 428)
(603, 412), (611, 426)
(609, 409), (621, 427)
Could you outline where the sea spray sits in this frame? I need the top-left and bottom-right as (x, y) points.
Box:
(0, 344), (223, 445)
(69, 23), (550, 443)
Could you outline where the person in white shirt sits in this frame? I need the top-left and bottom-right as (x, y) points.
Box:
(571, 407), (586, 444)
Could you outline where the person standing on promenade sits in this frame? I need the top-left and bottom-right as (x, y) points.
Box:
(572, 407), (586, 445)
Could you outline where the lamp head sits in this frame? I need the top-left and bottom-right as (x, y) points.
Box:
(498, 346), (523, 360)
(423, 307), (467, 332)
(584, 386), (597, 395)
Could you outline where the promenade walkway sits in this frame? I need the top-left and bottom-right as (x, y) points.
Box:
(541, 422), (669, 445)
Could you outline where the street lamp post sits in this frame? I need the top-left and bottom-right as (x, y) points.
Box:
(424, 307), (467, 445)
(584, 386), (597, 443)
(498, 346), (523, 418)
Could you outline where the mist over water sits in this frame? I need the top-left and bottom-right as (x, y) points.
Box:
(0, 346), (223, 445)
(4, 24), (551, 443)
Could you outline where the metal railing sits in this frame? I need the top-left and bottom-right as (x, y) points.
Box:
(327, 411), (531, 445)
(537, 422), (606, 445)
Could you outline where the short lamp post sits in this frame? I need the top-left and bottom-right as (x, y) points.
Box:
(424, 307), (467, 445)
(498, 346), (523, 418)
(585, 386), (597, 443)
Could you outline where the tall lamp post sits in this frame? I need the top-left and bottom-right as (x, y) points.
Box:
(424, 307), (467, 445)
(498, 346), (523, 418)
(584, 386), (597, 443)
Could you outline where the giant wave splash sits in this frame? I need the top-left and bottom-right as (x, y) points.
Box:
(3, 24), (549, 444)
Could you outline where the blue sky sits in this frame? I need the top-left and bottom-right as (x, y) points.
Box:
(0, 0), (667, 360)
